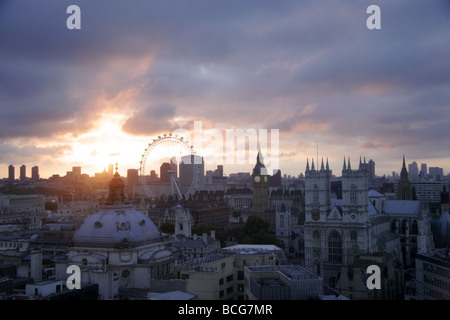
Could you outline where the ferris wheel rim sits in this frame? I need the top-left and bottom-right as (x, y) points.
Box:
(139, 135), (198, 199)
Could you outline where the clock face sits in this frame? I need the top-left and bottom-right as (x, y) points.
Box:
(312, 210), (320, 221)
(254, 176), (261, 183)
(350, 213), (357, 221)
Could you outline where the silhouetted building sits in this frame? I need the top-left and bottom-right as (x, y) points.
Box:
(31, 166), (39, 181)
(397, 155), (413, 200)
(20, 165), (26, 181)
(8, 165), (14, 181)
(126, 168), (139, 196)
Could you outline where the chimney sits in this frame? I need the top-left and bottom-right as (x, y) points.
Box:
(203, 233), (208, 244)
(211, 230), (216, 240)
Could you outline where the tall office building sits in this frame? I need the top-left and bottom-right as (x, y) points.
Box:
(8, 165), (15, 181)
(32, 166), (39, 181)
(160, 162), (173, 183)
(108, 163), (114, 177)
(408, 161), (419, 180)
(179, 155), (204, 187)
(420, 163), (428, 177)
(72, 166), (82, 176)
(20, 165), (26, 181)
(429, 167), (444, 179)
(367, 159), (375, 182)
(126, 169), (139, 196)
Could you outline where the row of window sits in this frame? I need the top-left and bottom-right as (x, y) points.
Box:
(423, 274), (450, 292)
(0, 242), (24, 248)
(422, 262), (450, 279)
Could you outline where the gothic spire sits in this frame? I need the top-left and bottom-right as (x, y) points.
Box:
(306, 158), (310, 172)
(326, 158), (329, 171)
(321, 158), (324, 171)
(343, 157), (347, 171)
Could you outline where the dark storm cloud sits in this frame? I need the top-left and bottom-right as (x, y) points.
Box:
(0, 0), (449, 167)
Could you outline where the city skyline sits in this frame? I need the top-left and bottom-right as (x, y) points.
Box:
(1, 1), (449, 180)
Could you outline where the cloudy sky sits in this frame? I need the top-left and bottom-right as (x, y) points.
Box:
(0, 0), (449, 179)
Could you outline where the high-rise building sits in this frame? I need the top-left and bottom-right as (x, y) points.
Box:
(408, 161), (419, 180)
(108, 163), (114, 177)
(179, 155), (204, 188)
(8, 165), (14, 181)
(72, 166), (82, 176)
(20, 165), (26, 181)
(160, 162), (172, 183)
(126, 169), (139, 196)
(429, 167), (444, 180)
(368, 159), (375, 182)
(32, 166), (39, 181)
(420, 163), (428, 177)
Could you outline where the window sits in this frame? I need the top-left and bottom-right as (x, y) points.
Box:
(226, 275), (233, 283)
(279, 215), (285, 228)
(219, 278), (224, 285)
(237, 271), (244, 281)
(350, 185), (357, 204)
(328, 231), (342, 263)
(313, 185), (319, 204)
(350, 230), (357, 241)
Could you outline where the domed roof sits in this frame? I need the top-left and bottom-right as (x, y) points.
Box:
(73, 205), (161, 248)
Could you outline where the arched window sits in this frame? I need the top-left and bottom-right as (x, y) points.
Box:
(328, 231), (342, 263)
(350, 185), (357, 204)
(313, 185), (319, 204)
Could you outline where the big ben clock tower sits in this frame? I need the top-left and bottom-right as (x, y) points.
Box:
(252, 150), (271, 228)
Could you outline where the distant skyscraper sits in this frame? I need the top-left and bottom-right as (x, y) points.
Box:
(32, 166), (39, 181)
(8, 165), (14, 181)
(429, 167), (444, 179)
(179, 155), (204, 187)
(160, 162), (172, 183)
(72, 166), (82, 176)
(20, 165), (26, 181)
(126, 169), (139, 196)
(408, 161), (419, 180)
(108, 163), (114, 177)
(420, 163), (427, 177)
(150, 170), (157, 180)
(368, 159), (375, 182)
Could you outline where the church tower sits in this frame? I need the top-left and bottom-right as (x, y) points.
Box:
(252, 150), (271, 227)
(397, 155), (413, 200)
(304, 158), (332, 277)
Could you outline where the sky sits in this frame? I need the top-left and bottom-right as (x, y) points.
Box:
(0, 0), (449, 179)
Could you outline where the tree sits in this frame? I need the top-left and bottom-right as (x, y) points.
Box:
(240, 215), (284, 248)
(159, 222), (174, 234)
